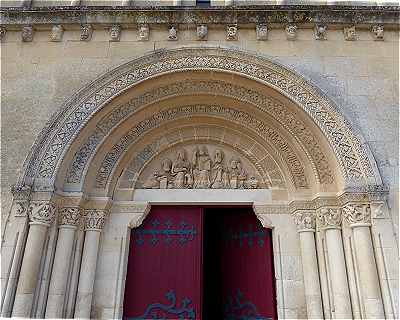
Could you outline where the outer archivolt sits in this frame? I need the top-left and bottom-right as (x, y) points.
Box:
(28, 48), (374, 191)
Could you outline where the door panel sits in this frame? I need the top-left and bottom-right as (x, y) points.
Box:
(123, 206), (203, 320)
(217, 208), (277, 320)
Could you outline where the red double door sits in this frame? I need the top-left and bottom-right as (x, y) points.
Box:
(123, 206), (277, 320)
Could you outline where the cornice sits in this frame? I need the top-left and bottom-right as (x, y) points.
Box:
(1, 6), (399, 27)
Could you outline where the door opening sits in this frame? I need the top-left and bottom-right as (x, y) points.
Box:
(123, 206), (277, 319)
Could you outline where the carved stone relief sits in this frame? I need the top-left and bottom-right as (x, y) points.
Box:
(138, 24), (149, 41)
(317, 207), (342, 230)
(293, 210), (316, 231)
(0, 26), (6, 41)
(344, 25), (357, 41)
(256, 24), (268, 40)
(21, 25), (33, 42)
(226, 25), (238, 41)
(84, 209), (108, 231)
(196, 24), (207, 40)
(342, 203), (371, 225)
(168, 25), (178, 41)
(50, 24), (64, 42)
(109, 24), (121, 42)
(80, 24), (92, 41)
(27, 48), (374, 191)
(29, 202), (57, 226)
(371, 25), (384, 41)
(59, 207), (81, 227)
(286, 24), (297, 40)
(314, 24), (327, 40)
(140, 145), (261, 190)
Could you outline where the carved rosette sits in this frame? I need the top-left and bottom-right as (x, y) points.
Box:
(59, 207), (81, 227)
(29, 202), (57, 226)
(293, 211), (316, 232)
(84, 209), (108, 231)
(317, 207), (342, 230)
(342, 203), (372, 226)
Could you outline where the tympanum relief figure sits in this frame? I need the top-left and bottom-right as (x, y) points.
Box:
(143, 146), (260, 189)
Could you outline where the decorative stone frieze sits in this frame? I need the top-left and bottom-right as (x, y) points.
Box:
(80, 24), (92, 41)
(21, 25), (33, 42)
(58, 207), (81, 227)
(293, 210), (316, 232)
(342, 203), (371, 226)
(0, 26), (6, 41)
(142, 145), (260, 190)
(371, 24), (384, 40)
(84, 209), (108, 231)
(226, 25), (237, 41)
(50, 24), (64, 42)
(138, 24), (149, 41)
(344, 25), (357, 41)
(196, 24), (207, 40)
(317, 207), (342, 230)
(314, 24), (327, 40)
(29, 201), (57, 226)
(285, 24), (297, 40)
(11, 184), (32, 200)
(168, 25), (178, 41)
(109, 24), (121, 42)
(256, 24), (268, 40)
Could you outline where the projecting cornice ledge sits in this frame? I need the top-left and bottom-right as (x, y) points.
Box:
(0, 5), (399, 26)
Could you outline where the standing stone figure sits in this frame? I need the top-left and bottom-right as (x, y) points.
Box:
(172, 149), (193, 188)
(210, 149), (229, 189)
(192, 146), (211, 189)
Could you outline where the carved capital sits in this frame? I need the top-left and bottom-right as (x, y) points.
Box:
(59, 207), (81, 227)
(293, 210), (316, 232)
(342, 203), (371, 227)
(29, 201), (57, 226)
(84, 209), (108, 231)
(317, 207), (342, 230)
(11, 184), (32, 200)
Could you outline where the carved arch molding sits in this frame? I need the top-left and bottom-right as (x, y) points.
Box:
(19, 46), (382, 194)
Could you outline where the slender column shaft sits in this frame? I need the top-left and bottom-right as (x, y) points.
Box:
(74, 209), (107, 319)
(352, 226), (385, 318)
(45, 226), (77, 318)
(11, 201), (56, 318)
(74, 231), (100, 318)
(293, 210), (324, 319)
(325, 228), (352, 318)
(343, 203), (385, 319)
(299, 231), (324, 318)
(12, 223), (49, 317)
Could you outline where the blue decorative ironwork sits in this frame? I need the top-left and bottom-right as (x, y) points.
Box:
(134, 219), (197, 246)
(127, 290), (196, 320)
(225, 224), (267, 248)
(224, 289), (271, 320)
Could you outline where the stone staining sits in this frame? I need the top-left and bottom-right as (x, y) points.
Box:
(168, 25), (178, 41)
(197, 24), (208, 41)
(256, 24), (268, 41)
(344, 25), (357, 41)
(144, 146), (259, 189)
(0, 27), (6, 41)
(138, 24), (149, 41)
(109, 24), (121, 42)
(314, 24), (327, 40)
(50, 24), (64, 42)
(371, 25), (384, 41)
(80, 24), (93, 41)
(226, 25), (238, 41)
(21, 25), (34, 42)
(285, 24), (297, 41)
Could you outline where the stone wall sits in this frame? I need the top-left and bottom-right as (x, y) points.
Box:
(2, 19), (398, 228)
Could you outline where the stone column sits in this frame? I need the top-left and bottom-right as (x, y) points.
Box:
(293, 210), (324, 319)
(74, 209), (108, 319)
(317, 207), (352, 319)
(343, 203), (385, 319)
(11, 201), (56, 318)
(45, 207), (81, 318)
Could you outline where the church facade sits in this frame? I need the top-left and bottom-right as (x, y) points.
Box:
(1, 1), (399, 319)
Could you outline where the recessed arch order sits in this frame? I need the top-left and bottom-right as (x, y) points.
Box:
(20, 46), (383, 198)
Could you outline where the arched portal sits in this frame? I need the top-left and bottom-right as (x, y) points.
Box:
(3, 47), (392, 319)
